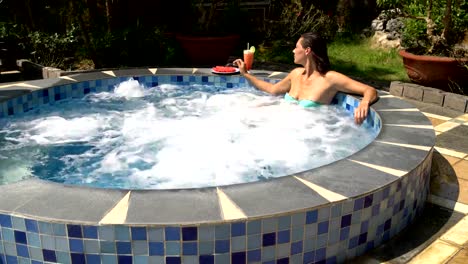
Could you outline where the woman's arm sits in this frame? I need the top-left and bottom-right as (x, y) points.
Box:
(326, 71), (378, 124)
(233, 59), (296, 95)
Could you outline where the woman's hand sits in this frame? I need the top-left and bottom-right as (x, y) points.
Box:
(354, 101), (369, 125)
(233, 59), (247, 75)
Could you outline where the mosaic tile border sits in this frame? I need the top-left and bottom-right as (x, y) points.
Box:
(0, 68), (435, 263)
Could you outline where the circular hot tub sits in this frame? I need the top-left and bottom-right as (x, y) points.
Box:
(0, 68), (435, 264)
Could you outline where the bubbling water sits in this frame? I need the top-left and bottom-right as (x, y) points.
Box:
(0, 79), (377, 189)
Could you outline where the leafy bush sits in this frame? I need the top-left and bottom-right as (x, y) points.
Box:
(265, 0), (337, 42)
(378, 0), (468, 57)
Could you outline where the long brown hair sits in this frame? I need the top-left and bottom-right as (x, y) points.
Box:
(300, 32), (331, 74)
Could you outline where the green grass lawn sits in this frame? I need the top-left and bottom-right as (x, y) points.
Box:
(258, 36), (409, 84)
(328, 37), (409, 83)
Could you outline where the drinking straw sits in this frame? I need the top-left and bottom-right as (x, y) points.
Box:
(247, 43), (249, 50)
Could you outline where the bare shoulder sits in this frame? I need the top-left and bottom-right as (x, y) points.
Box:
(290, 67), (305, 76)
(324, 70), (348, 82)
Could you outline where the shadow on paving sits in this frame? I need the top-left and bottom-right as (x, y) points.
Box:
(350, 203), (464, 264)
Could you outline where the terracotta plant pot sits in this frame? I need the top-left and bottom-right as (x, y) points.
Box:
(175, 34), (240, 66)
(399, 49), (468, 91)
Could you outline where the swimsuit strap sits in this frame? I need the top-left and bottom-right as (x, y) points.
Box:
(284, 93), (322, 108)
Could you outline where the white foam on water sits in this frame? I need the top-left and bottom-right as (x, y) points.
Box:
(0, 80), (376, 188)
(114, 79), (146, 98)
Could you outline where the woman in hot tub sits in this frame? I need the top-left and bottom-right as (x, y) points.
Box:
(233, 32), (378, 125)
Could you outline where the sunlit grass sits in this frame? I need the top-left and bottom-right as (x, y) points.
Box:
(328, 37), (409, 83)
(258, 36), (409, 84)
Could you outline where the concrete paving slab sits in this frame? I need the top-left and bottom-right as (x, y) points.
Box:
(436, 133), (468, 156)
(408, 240), (459, 264)
(441, 216), (468, 246)
(447, 249), (468, 264)
(453, 159), (468, 181)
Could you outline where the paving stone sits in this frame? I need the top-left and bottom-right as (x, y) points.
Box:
(441, 154), (463, 165)
(436, 133), (468, 159)
(441, 217), (468, 246)
(444, 123), (468, 139)
(390, 81), (404, 96)
(447, 248), (468, 264)
(403, 83), (424, 101)
(428, 117), (448, 127)
(420, 104), (465, 118)
(456, 179), (468, 205)
(454, 160), (468, 181)
(408, 240), (459, 264)
(444, 93), (468, 113)
(423, 87), (445, 106)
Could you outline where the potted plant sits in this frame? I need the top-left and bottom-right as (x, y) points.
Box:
(175, 0), (243, 66)
(377, 0), (468, 93)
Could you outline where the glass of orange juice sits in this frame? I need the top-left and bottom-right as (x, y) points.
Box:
(243, 49), (254, 71)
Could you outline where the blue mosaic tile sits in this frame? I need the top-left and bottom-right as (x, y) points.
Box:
(215, 225), (230, 240)
(292, 213), (305, 227)
(278, 216), (291, 230)
(114, 226), (130, 241)
(183, 242), (197, 255)
(5, 255), (17, 264)
(0, 215), (12, 228)
(247, 234), (261, 250)
(199, 255), (214, 264)
(364, 194), (373, 208)
(14, 231), (27, 244)
(69, 238), (84, 253)
(83, 226), (98, 239)
(304, 250), (315, 263)
(166, 256), (181, 264)
(291, 227), (304, 242)
(215, 240), (230, 253)
(147, 227), (164, 242)
(231, 222), (245, 237)
(116, 241), (132, 254)
(12, 217), (26, 231)
(165, 241), (180, 255)
(86, 254), (100, 264)
(56, 237), (69, 252)
(340, 226), (350, 241)
(199, 241), (214, 255)
(291, 241), (303, 255)
(131, 227), (147, 240)
(182, 227), (197, 241)
(25, 220), (38, 233)
(262, 232), (276, 247)
(348, 235), (359, 249)
(231, 236), (246, 252)
(165, 227), (180, 241)
(42, 249), (56, 262)
(247, 220), (262, 235)
(306, 210), (318, 224)
(2, 229), (14, 242)
(231, 251), (246, 264)
(277, 230), (290, 244)
(102, 254), (117, 264)
(149, 242), (164, 256)
(318, 221), (329, 235)
(384, 219), (392, 231)
(100, 241), (115, 254)
(118, 255), (132, 264)
(70, 253), (85, 264)
(16, 245), (28, 258)
(359, 232), (368, 245)
(262, 218), (277, 233)
(341, 214), (352, 228)
(67, 225), (82, 238)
